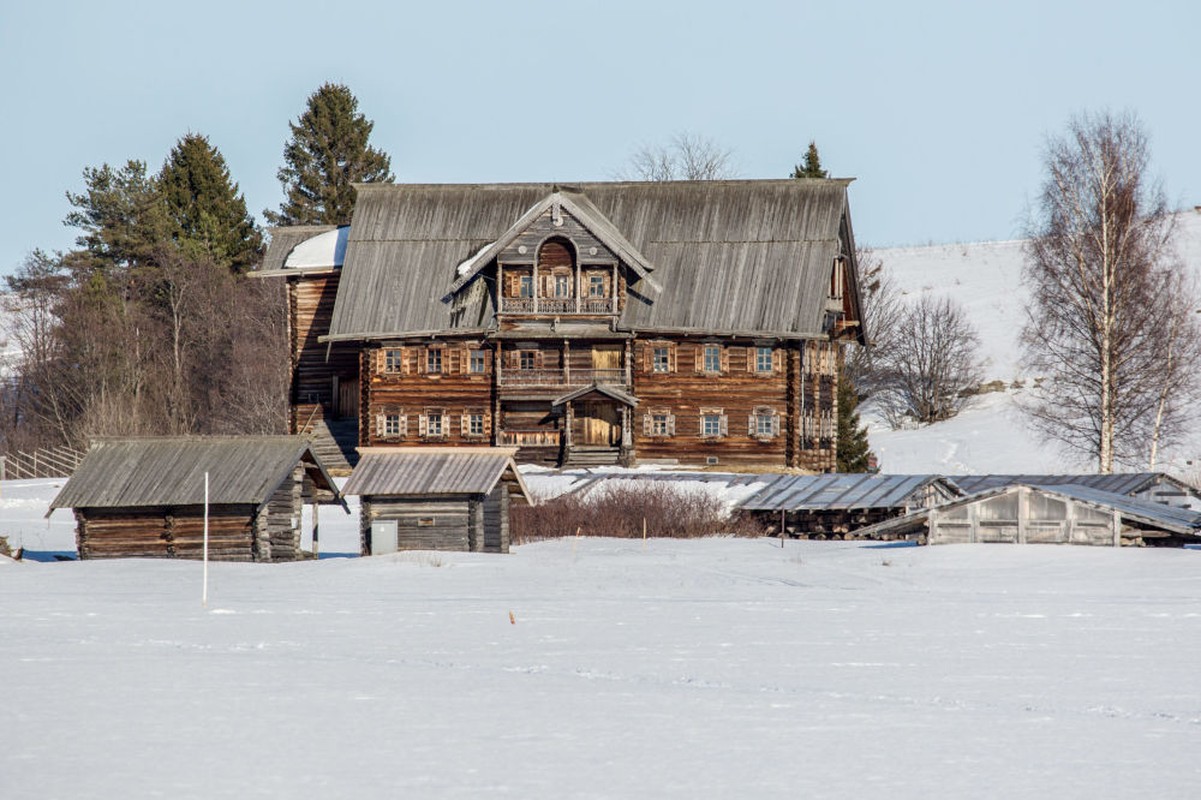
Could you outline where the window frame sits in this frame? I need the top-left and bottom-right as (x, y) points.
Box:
(588, 273), (606, 298)
(703, 344), (721, 373)
(755, 346), (774, 374)
(469, 349), (486, 374)
(425, 409), (444, 438)
(383, 348), (403, 374)
(652, 346), (670, 373)
(518, 350), (537, 371)
(426, 348), (443, 375)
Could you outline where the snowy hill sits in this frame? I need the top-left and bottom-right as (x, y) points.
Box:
(868, 208), (1201, 475)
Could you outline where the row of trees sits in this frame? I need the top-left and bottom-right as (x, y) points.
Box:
(2, 84), (394, 453)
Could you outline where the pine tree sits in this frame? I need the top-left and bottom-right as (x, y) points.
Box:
(64, 160), (169, 278)
(266, 83), (394, 226)
(791, 141), (828, 179)
(157, 134), (262, 273)
(836, 370), (875, 472)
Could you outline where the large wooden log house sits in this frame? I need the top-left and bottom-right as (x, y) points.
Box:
(260, 179), (866, 469)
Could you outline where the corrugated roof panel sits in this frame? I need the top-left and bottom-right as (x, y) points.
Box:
(737, 474), (950, 512)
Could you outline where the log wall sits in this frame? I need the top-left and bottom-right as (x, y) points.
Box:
(75, 506), (258, 561)
(289, 272), (360, 430)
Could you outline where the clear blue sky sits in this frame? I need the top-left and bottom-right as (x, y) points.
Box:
(1, 0), (1197, 277)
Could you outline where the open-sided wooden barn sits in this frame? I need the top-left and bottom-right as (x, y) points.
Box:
(257, 179), (866, 470)
(852, 482), (1201, 547)
(49, 437), (343, 561)
(736, 473), (961, 539)
(948, 473), (1201, 511)
(344, 447), (531, 555)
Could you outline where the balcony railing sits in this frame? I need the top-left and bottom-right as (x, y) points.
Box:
(499, 368), (626, 388)
(499, 296), (616, 314)
(498, 430), (561, 447)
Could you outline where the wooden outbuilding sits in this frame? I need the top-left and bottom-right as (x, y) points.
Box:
(737, 473), (962, 539)
(852, 483), (1201, 547)
(49, 437), (343, 561)
(344, 447), (531, 555)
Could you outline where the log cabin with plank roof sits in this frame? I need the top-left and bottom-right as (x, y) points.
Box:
(259, 179), (866, 470)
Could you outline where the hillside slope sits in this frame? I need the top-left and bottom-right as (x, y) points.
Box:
(869, 208), (1201, 475)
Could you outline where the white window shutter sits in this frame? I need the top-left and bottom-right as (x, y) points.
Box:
(375, 413), (386, 438)
(666, 413), (675, 436)
(461, 411), (469, 437)
(748, 415), (756, 436)
(418, 413), (428, 437)
(720, 415), (729, 437)
(643, 413), (652, 436)
(772, 413), (781, 437)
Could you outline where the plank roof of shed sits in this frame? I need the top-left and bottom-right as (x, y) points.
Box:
(49, 436), (339, 510)
(343, 448), (531, 500)
(326, 179), (855, 340)
(737, 473), (956, 512)
(948, 473), (1188, 497)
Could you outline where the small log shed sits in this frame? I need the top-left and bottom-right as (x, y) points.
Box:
(344, 447), (532, 555)
(49, 436), (344, 561)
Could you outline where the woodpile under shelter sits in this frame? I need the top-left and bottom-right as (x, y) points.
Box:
(49, 437), (343, 561)
(344, 448), (531, 555)
(852, 483), (1201, 547)
(736, 473), (961, 539)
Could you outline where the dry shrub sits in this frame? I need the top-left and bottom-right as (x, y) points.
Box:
(512, 482), (765, 544)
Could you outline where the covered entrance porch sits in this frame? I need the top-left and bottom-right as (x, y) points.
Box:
(554, 383), (637, 467)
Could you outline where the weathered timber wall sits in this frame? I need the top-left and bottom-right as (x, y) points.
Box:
(75, 506), (258, 561)
(290, 273), (359, 429)
(361, 495), (493, 553)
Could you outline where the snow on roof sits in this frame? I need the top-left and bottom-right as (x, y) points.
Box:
(284, 226), (349, 269)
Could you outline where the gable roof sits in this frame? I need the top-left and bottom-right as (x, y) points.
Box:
(447, 190), (657, 294)
(343, 447), (531, 501)
(853, 483), (1201, 540)
(553, 382), (639, 408)
(947, 473), (1186, 497)
(49, 436), (341, 510)
(326, 179), (858, 342)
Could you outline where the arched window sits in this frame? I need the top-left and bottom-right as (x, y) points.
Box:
(538, 237), (576, 301)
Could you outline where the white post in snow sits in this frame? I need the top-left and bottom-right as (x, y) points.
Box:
(202, 471), (210, 607)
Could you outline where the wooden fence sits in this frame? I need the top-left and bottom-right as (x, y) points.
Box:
(0, 446), (85, 480)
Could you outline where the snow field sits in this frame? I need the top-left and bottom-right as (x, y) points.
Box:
(3, 538), (1200, 799)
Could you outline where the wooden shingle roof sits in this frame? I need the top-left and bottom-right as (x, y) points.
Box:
(49, 436), (340, 510)
(325, 179), (860, 342)
(343, 448), (531, 500)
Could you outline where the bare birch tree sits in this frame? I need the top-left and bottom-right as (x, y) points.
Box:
(875, 295), (982, 426)
(1020, 110), (1194, 472)
(623, 132), (736, 181)
(845, 247), (904, 398)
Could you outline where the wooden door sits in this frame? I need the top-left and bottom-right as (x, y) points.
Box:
(582, 400), (621, 446)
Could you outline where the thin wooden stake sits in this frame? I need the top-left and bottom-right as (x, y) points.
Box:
(202, 471), (210, 608)
(642, 517), (647, 549)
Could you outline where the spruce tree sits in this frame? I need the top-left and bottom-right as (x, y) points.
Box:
(836, 371), (875, 472)
(266, 83), (394, 226)
(157, 134), (262, 273)
(792, 140), (828, 179)
(64, 160), (169, 278)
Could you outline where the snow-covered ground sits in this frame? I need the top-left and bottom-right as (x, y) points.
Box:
(3, 531), (1200, 798)
(4, 478), (1201, 798)
(869, 208), (1201, 475)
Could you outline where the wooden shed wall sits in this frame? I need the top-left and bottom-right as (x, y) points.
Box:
(928, 489), (1121, 547)
(361, 491), (511, 554)
(76, 505), (258, 561)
